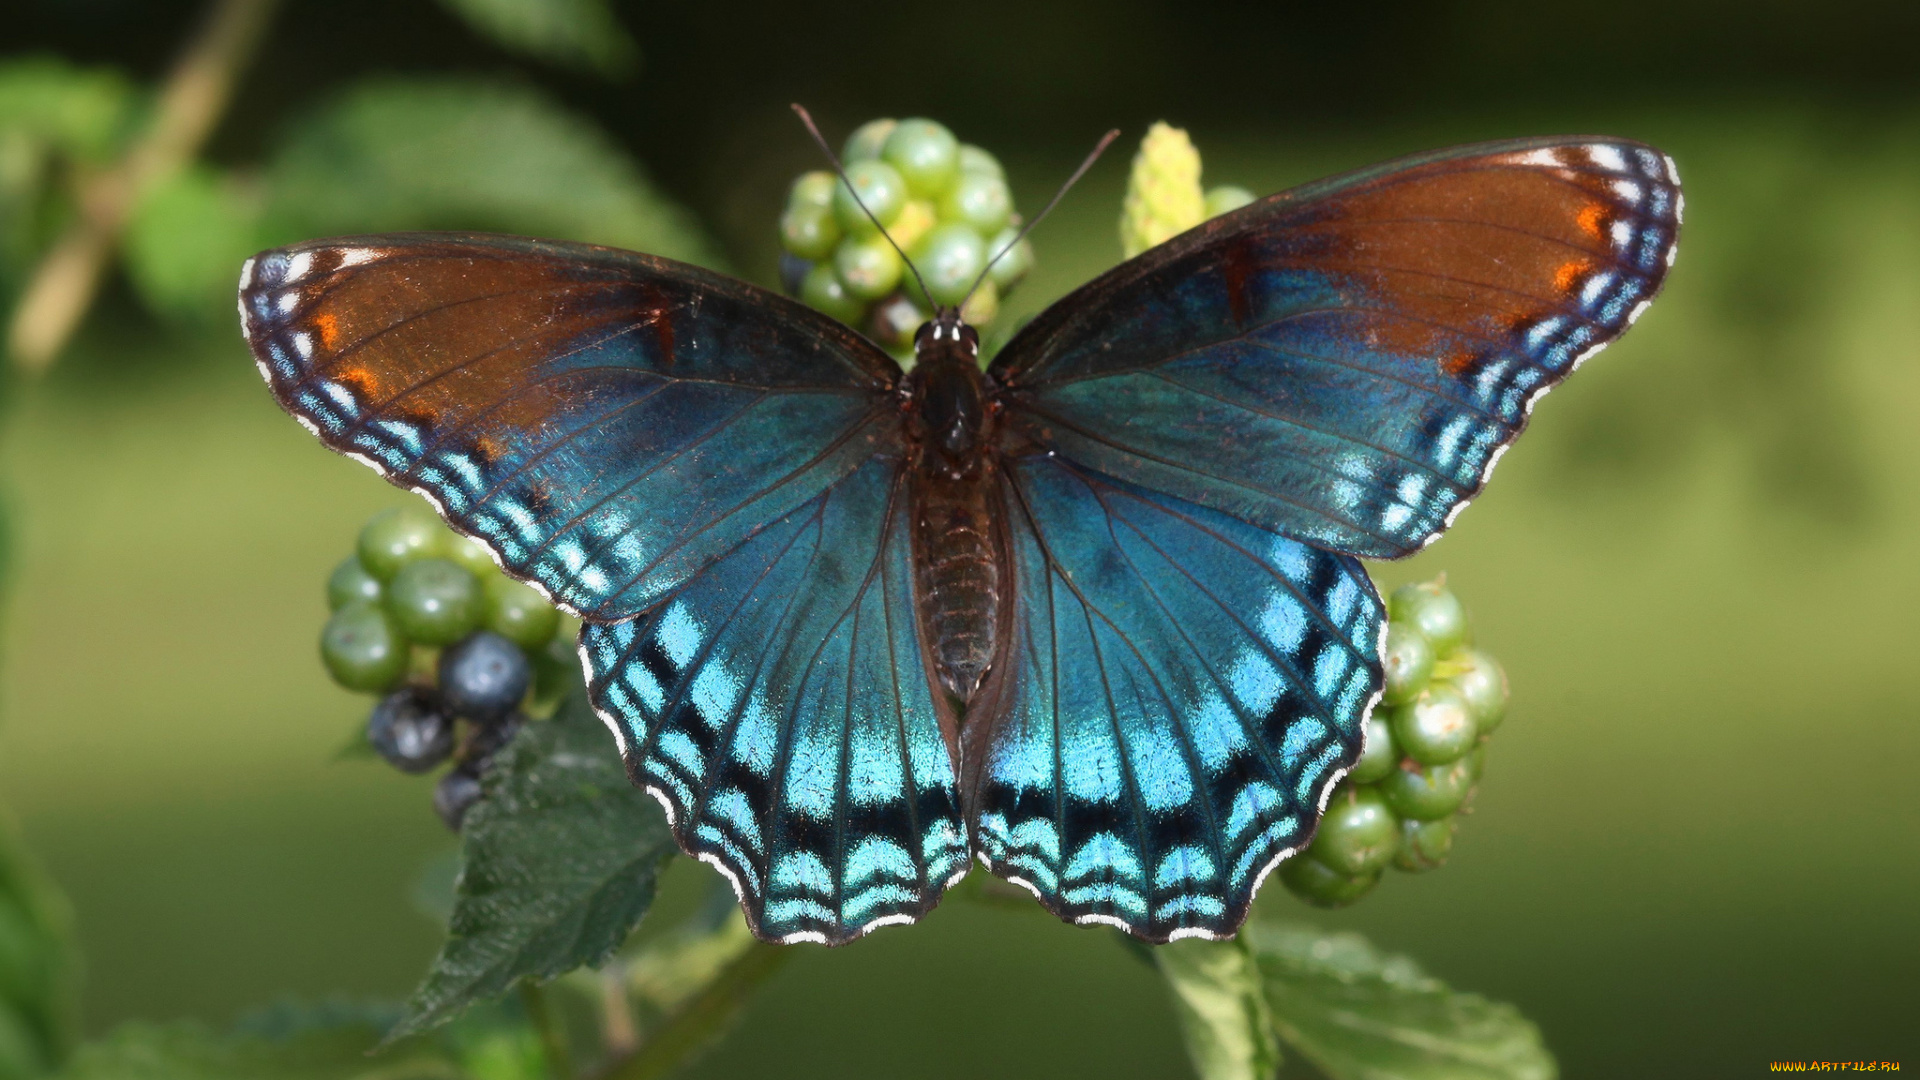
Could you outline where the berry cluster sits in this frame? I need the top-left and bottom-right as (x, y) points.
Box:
(778, 118), (1031, 357)
(1280, 578), (1510, 907)
(319, 505), (577, 829)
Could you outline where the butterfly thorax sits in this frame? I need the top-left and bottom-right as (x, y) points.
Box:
(904, 315), (1009, 711)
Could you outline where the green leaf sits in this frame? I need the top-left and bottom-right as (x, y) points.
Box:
(433, 0), (638, 77)
(1247, 922), (1557, 1080)
(0, 810), (79, 1078)
(0, 58), (139, 163)
(1154, 937), (1282, 1080)
(264, 79), (719, 268)
(123, 164), (265, 322)
(392, 692), (678, 1040)
(0, 58), (140, 286)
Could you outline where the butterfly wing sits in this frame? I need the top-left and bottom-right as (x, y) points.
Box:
(988, 137), (1682, 559)
(241, 233), (899, 618)
(580, 454), (969, 944)
(969, 453), (1383, 941)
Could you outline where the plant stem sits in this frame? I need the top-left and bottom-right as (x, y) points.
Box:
(6, 0), (280, 372)
(520, 979), (575, 1080)
(596, 942), (791, 1080)
(598, 960), (638, 1058)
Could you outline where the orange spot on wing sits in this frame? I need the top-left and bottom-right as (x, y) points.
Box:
(1553, 258), (1591, 292)
(1575, 202), (1606, 238)
(1441, 348), (1478, 376)
(336, 365), (382, 397)
(313, 311), (339, 349)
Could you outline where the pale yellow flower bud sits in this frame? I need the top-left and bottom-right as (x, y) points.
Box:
(1120, 122), (1206, 258)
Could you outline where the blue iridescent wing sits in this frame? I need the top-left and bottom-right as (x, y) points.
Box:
(968, 453), (1384, 942)
(989, 138), (1682, 559)
(240, 233), (898, 618)
(580, 455), (969, 945)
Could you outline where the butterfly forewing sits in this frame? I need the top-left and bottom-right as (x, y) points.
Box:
(989, 137), (1682, 559)
(241, 233), (900, 619)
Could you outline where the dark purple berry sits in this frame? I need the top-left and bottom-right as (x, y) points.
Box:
(434, 769), (483, 831)
(439, 631), (532, 722)
(779, 252), (812, 295)
(461, 711), (524, 772)
(366, 687), (455, 773)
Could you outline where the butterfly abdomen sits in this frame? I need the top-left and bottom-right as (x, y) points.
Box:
(912, 458), (1005, 704)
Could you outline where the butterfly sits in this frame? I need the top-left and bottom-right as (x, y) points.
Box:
(239, 135), (1680, 945)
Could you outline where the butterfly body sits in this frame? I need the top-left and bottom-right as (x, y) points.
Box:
(242, 135), (1680, 945)
(901, 316), (1009, 710)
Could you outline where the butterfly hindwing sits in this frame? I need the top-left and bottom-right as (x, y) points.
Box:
(241, 233), (899, 619)
(990, 138), (1682, 559)
(581, 454), (970, 945)
(970, 454), (1384, 941)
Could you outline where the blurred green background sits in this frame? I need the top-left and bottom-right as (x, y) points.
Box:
(2, 0), (1917, 1076)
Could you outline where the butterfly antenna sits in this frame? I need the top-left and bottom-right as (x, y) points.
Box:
(790, 104), (937, 312)
(960, 127), (1121, 311)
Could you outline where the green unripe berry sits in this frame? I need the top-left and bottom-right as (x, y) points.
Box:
(357, 505), (442, 581)
(387, 558), (483, 646)
(1449, 649), (1510, 734)
(1279, 853), (1379, 908)
(889, 199), (939, 254)
(868, 293), (927, 350)
(443, 535), (498, 579)
(1310, 786), (1400, 876)
(882, 118), (960, 198)
(1379, 758), (1473, 821)
(1349, 713), (1399, 784)
(832, 160), (907, 237)
(1393, 816), (1456, 872)
(800, 261), (866, 324)
(912, 223), (987, 307)
(956, 143), (1004, 179)
(833, 233), (904, 300)
(843, 119), (897, 163)
(1380, 621), (1434, 705)
(1204, 185), (1256, 218)
(788, 170), (837, 210)
(321, 602), (408, 692)
(780, 203), (842, 260)
(1391, 683), (1478, 766)
(939, 171), (1013, 235)
(985, 226), (1033, 289)
(960, 278), (998, 326)
(484, 575), (560, 651)
(1389, 579), (1471, 654)
(532, 634), (579, 703)
(327, 556), (383, 610)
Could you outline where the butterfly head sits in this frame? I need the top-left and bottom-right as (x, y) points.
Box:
(913, 308), (979, 362)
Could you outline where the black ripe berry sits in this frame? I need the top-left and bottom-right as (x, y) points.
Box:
(434, 769), (483, 831)
(439, 631), (532, 722)
(461, 711), (524, 773)
(366, 687), (455, 773)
